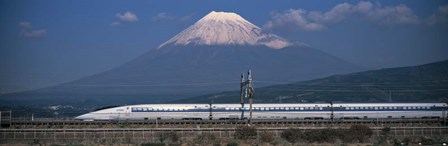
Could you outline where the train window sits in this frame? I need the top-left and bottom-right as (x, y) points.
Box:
(275, 107), (279, 110)
(374, 107), (378, 110)
(285, 108), (289, 110)
(300, 107), (304, 110)
(319, 107), (323, 110)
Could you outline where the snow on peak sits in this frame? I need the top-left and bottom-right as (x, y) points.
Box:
(202, 11), (245, 22)
(158, 11), (291, 49)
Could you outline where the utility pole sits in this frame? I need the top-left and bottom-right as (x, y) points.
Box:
(240, 70), (254, 125)
(330, 101), (334, 125)
(389, 90), (392, 102)
(247, 70), (254, 125)
(240, 73), (245, 120)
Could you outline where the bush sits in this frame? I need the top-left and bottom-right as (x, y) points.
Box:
(420, 136), (434, 145)
(141, 143), (165, 146)
(194, 132), (217, 144)
(157, 131), (179, 143)
(303, 129), (340, 143)
(378, 127), (391, 144)
(281, 128), (303, 143)
(259, 131), (275, 143)
(227, 142), (238, 146)
(234, 125), (257, 140)
(342, 125), (373, 143)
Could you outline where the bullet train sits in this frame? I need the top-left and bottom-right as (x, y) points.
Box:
(75, 103), (448, 121)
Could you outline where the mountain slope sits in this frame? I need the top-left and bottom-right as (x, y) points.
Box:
(176, 60), (448, 103)
(1, 11), (364, 105)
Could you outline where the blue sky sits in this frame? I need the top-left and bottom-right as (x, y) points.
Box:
(1, 0), (448, 93)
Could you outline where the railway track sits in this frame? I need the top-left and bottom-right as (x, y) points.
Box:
(1, 126), (448, 144)
(8, 118), (445, 128)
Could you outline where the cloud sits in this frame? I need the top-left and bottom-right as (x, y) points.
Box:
(20, 29), (47, 38)
(19, 22), (32, 29)
(367, 4), (420, 26)
(426, 5), (448, 25)
(115, 11), (138, 22)
(152, 12), (175, 22)
(180, 14), (194, 22)
(264, 1), (420, 32)
(110, 21), (121, 26)
(264, 9), (325, 31)
(18, 22), (47, 38)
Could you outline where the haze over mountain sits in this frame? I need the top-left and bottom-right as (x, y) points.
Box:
(177, 60), (448, 103)
(2, 11), (364, 103)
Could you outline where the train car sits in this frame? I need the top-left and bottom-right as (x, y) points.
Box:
(74, 103), (448, 121)
(332, 103), (447, 119)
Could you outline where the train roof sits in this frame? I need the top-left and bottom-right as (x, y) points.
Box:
(118, 102), (447, 107)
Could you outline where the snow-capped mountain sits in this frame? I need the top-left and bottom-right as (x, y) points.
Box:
(159, 11), (291, 49)
(12, 11), (365, 104)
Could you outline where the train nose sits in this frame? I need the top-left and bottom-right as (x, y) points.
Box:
(74, 114), (93, 121)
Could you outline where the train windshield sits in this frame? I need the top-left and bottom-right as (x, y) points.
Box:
(94, 105), (120, 111)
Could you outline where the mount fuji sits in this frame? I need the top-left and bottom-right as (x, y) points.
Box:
(5, 11), (365, 104)
(158, 11), (292, 49)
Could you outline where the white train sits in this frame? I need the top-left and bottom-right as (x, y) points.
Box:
(75, 103), (448, 121)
